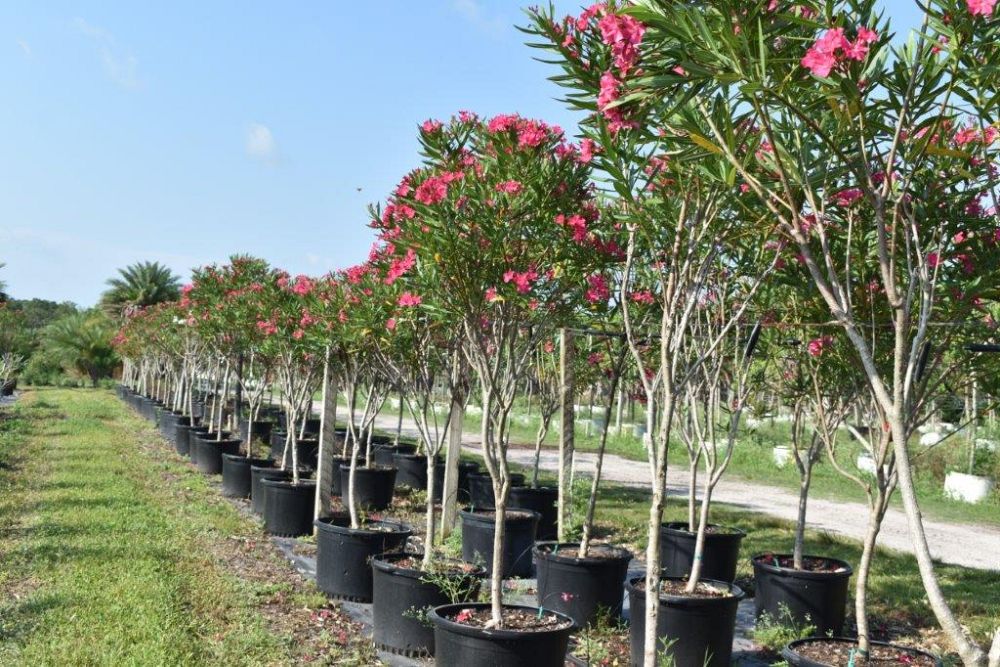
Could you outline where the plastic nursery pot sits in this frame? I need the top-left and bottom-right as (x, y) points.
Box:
(221, 454), (274, 498)
(782, 637), (943, 667)
(192, 437), (242, 475)
(393, 453), (445, 495)
(239, 419), (273, 447)
(184, 426), (211, 463)
(269, 429), (287, 463)
(429, 603), (575, 667)
(752, 553), (853, 637)
(262, 478), (316, 537)
(327, 456), (350, 496)
(339, 464), (397, 511)
(249, 464), (291, 515)
(371, 553), (484, 657)
(627, 575), (744, 667)
(173, 422), (202, 457)
(373, 442), (416, 468)
(313, 516), (411, 602)
(158, 411), (180, 439)
(169, 415), (192, 452)
(509, 486), (558, 541)
(456, 461), (480, 504)
(467, 472), (526, 509)
(533, 542), (632, 627)
(459, 508), (539, 578)
(659, 521), (746, 584)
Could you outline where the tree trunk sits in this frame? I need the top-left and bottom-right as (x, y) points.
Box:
(558, 328), (575, 542)
(793, 465), (813, 570)
(424, 455), (437, 568)
(490, 478), (508, 625)
(643, 481), (666, 666)
(441, 390), (465, 539)
(315, 356), (338, 524)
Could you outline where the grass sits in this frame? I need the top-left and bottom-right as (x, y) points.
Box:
(0, 388), (376, 665)
(362, 395), (1000, 528)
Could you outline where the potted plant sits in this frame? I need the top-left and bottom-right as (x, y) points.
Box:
(384, 111), (607, 663)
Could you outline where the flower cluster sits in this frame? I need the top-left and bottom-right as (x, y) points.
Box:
(801, 27), (878, 78)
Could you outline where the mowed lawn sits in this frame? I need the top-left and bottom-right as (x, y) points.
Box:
(0, 388), (374, 666)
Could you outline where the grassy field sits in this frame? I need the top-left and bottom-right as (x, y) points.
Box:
(359, 395), (1000, 528)
(0, 388), (376, 666)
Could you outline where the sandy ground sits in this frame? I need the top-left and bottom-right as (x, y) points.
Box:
(369, 411), (1000, 571)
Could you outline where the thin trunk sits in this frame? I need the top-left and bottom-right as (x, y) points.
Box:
(687, 461), (698, 531)
(793, 464), (813, 569)
(855, 493), (887, 657)
(531, 414), (551, 488)
(580, 356), (623, 557)
(315, 355), (338, 523)
(685, 480), (713, 592)
(395, 396), (404, 446)
(490, 480), (508, 624)
(558, 328), (574, 542)
(441, 387), (465, 539)
(423, 455), (437, 568)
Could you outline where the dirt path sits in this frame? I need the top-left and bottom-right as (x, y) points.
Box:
(369, 412), (1000, 571)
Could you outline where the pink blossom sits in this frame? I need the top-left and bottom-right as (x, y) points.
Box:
(414, 176), (448, 205)
(291, 275), (314, 295)
(386, 317), (397, 331)
(503, 268), (539, 294)
(578, 138), (596, 163)
(485, 287), (500, 302)
(807, 335), (834, 357)
(555, 213), (588, 243)
(833, 188), (863, 207)
(585, 274), (610, 303)
(398, 292), (422, 307)
(421, 119), (442, 133)
(630, 290), (655, 304)
(597, 12), (645, 74)
(487, 113), (520, 134)
(516, 119), (551, 149)
(385, 248), (417, 285)
(597, 71), (636, 134)
(927, 252), (941, 269)
(967, 0), (997, 17)
(292, 329), (305, 340)
(496, 180), (523, 195)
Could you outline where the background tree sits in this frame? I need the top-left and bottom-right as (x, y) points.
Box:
(101, 261), (182, 318)
(42, 310), (119, 387)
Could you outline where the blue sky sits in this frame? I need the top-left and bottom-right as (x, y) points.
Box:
(0, 1), (922, 306)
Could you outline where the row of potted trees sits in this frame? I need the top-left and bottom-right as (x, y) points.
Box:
(111, 1), (1000, 665)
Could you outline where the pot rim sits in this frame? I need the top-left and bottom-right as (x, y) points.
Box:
(193, 438), (243, 447)
(371, 552), (486, 579)
(428, 602), (575, 638)
(533, 541), (632, 565)
(660, 521), (747, 538)
(626, 575), (745, 604)
(751, 553), (854, 578)
(249, 464), (291, 473)
(338, 463), (398, 474)
(261, 478), (317, 489)
(314, 517), (412, 537)
(459, 507), (541, 524)
(221, 453), (274, 465)
(782, 637), (942, 667)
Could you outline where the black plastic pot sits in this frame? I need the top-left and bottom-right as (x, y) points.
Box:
(533, 542), (632, 627)
(173, 422), (202, 457)
(459, 508), (539, 578)
(239, 419), (273, 447)
(221, 454), (274, 498)
(328, 456), (350, 496)
(371, 553), (484, 657)
(467, 472), (526, 509)
(456, 461), (480, 504)
(250, 465), (292, 515)
(183, 425), (210, 462)
(393, 454), (445, 499)
(510, 486), (558, 541)
(659, 522), (746, 583)
(159, 411), (180, 439)
(169, 415), (192, 451)
(192, 437), (241, 475)
(339, 464), (396, 511)
(298, 438), (319, 469)
(627, 575), (744, 667)
(270, 429), (287, 462)
(782, 637), (943, 667)
(313, 517), (411, 601)
(751, 554), (853, 637)
(373, 442), (417, 468)
(262, 478), (316, 537)
(429, 603), (574, 667)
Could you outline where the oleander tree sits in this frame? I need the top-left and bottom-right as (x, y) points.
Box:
(591, 1), (1000, 662)
(382, 111), (614, 625)
(527, 6), (779, 661)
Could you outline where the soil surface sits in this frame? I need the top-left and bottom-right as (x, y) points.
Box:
(792, 640), (938, 666)
(634, 578), (735, 599)
(756, 553), (850, 572)
(365, 412), (999, 570)
(445, 606), (572, 632)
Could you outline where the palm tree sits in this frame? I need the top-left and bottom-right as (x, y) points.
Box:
(44, 311), (119, 387)
(101, 261), (181, 317)
(0, 262), (9, 302)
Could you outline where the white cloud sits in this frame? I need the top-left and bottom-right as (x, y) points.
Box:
(245, 123), (279, 164)
(452, 0), (505, 36)
(16, 39), (31, 59)
(75, 18), (140, 90)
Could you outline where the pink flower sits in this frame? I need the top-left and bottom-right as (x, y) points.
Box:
(485, 287), (500, 302)
(386, 317), (397, 331)
(516, 119), (551, 149)
(292, 329), (305, 340)
(927, 252), (941, 269)
(578, 138), (596, 164)
(967, 0), (997, 17)
(801, 28), (848, 77)
(585, 274), (610, 304)
(844, 27), (878, 61)
(454, 608), (474, 624)
(597, 12), (645, 74)
(397, 292), (422, 307)
(630, 290), (655, 304)
(503, 268), (539, 294)
(414, 176), (448, 205)
(560, 591), (576, 602)
(385, 248), (417, 285)
(807, 335), (834, 357)
(496, 180), (523, 194)
(555, 213), (588, 243)
(291, 275), (314, 295)
(597, 71), (636, 134)
(421, 119), (442, 133)
(833, 188), (863, 207)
